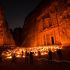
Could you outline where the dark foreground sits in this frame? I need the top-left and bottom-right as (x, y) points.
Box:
(0, 47), (70, 70)
(0, 61), (70, 70)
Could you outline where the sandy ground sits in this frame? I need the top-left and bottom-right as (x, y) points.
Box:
(0, 60), (70, 70)
(0, 47), (70, 70)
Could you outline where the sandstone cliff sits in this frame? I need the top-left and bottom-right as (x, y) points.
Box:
(22, 0), (70, 47)
(0, 5), (15, 47)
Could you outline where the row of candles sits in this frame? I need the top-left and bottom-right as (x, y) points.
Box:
(1, 45), (62, 60)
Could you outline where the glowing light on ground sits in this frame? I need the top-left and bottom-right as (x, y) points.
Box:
(1, 45), (62, 60)
(2, 50), (13, 60)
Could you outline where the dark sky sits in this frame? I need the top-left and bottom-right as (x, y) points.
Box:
(1, 0), (42, 29)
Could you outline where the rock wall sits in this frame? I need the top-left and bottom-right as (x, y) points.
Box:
(0, 5), (15, 47)
(22, 0), (70, 47)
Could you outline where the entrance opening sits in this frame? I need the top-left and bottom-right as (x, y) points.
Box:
(51, 37), (54, 45)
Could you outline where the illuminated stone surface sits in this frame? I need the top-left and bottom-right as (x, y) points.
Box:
(22, 0), (70, 47)
(0, 5), (15, 47)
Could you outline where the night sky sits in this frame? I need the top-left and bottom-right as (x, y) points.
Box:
(1, 0), (42, 29)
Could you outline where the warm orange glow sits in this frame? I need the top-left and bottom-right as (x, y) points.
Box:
(0, 5), (15, 47)
(6, 56), (12, 59)
(1, 45), (62, 60)
(25, 45), (62, 56)
(13, 47), (26, 58)
(2, 50), (13, 60)
(22, 0), (70, 50)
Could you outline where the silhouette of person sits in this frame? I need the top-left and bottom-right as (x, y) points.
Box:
(22, 51), (24, 56)
(12, 54), (16, 63)
(29, 52), (34, 64)
(0, 54), (2, 63)
(48, 50), (52, 64)
(57, 49), (63, 60)
(38, 51), (41, 58)
(25, 50), (29, 64)
(0, 48), (3, 63)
